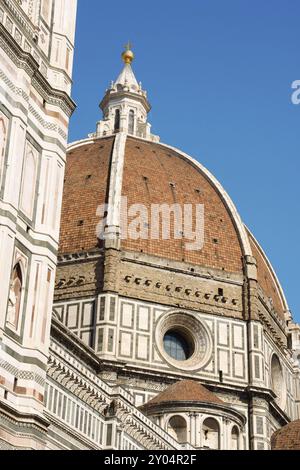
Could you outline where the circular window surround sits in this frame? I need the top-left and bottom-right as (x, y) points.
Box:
(155, 311), (213, 371)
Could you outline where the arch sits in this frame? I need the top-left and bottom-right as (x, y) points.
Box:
(271, 354), (286, 408)
(114, 109), (120, 132)
(167, 415), (187, 444)
(231, 425), (239, 450)
(0, 114), (8, 182)
(202, 417), (220, 449)
(128, 109), (135, 135)
(0, 116), (7, 156)
(7, 263), (23, 329)
(20, 143), (38, 218)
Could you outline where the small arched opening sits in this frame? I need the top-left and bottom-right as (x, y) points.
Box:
(231, 425), (239, 450)
(7, 263), (23, 329)
(128, 109), (135, 135)
(20, 145), (38, 218)
(114, 109), (120, 132)
(0, 115), (7, 180)
(271, 354), (285, 407)
(167, 415), (187, 444)
(202, 417), (220, 449)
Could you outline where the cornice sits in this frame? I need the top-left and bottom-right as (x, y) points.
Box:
(141, 400), (247, 426)
(0, 23), (76, 117)
(100, 89), (151, 113)
(0, 399), (50, 431)
(46, 350), (181, 450)
(57, 248), (103, 266)
(3, 0), (37, 40)
(50, 317), (102, 372)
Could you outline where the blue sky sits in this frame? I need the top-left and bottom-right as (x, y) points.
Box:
(69, 0), (300, 323)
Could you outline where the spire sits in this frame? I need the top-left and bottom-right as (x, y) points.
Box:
(93, 45), (159, 142)
(115, 64), (139, 90)
(114, 42), (139, 89)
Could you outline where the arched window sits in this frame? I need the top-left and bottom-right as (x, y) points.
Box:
(0, 117), (7, 156)
(202, 418), (220, 449)
(0, 114), (8, 180)
(271, 354), (284, 404)
(231, 426), (239, 450)
(167, 416), (187, 443)
(20, 142), (38, 219)
(297, 354), (300, 368)
(114, 109), (120, 132)
(7, 263), (23, 329)
(128, 110), (135, 135)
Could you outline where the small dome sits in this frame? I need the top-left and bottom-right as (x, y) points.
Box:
(140, 380), (224, 411)
(271, 420), (300, 450)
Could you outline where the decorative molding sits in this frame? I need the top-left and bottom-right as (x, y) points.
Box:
(0, 23), (75, 117)
(0, 359), (45, 386)
(122, 273), (240, 308)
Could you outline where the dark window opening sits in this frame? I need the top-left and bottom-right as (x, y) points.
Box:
(128, 110), (135, 134)
(13, 377), (18, 392)
(114, 109), (120, 132)
(163, 330), (193, 361)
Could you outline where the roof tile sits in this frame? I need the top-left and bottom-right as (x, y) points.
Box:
(142, 380), (224, 409)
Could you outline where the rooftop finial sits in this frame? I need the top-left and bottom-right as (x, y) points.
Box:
(122, 41), (134, 64)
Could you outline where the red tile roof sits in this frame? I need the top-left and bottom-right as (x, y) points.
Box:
(271, 420), (300, 450)
(142, 380), (224, 409)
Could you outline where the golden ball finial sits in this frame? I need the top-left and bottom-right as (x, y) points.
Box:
(122, 42), (134, 64)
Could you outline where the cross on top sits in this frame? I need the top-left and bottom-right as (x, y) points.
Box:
(124, 41), (133, 51)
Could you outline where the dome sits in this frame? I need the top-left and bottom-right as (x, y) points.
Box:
(140, 380), (224, 410)
(271, 420), (300, 450)
(59, 134), (288, 321)
(52, 47), (298, 452)
(60, 135), (245, 272)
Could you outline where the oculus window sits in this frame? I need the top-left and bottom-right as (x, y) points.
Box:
(163, 330), (192, 361)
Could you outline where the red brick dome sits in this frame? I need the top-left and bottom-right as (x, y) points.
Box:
(271, 420), (300, 450)
(60, 136), (245, 269)
(59, 134), (288, 320)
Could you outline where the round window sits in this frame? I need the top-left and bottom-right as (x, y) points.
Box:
(156, 311), (212, 371)
(163, 329), (194, 361)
